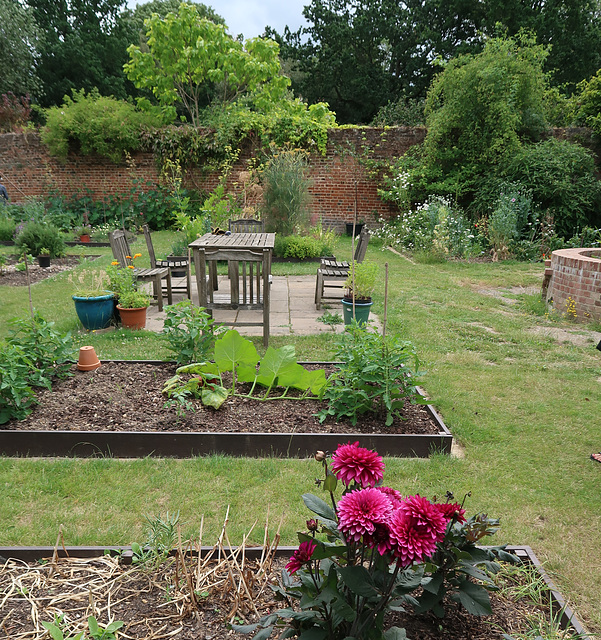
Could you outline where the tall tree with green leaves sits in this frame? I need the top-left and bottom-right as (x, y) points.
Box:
(124, 3), (291, 126)
(0, 0), (41, 98)
(27, 0), (133, 107)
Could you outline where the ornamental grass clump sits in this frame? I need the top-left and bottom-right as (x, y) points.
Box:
(234, 443), (516, 640)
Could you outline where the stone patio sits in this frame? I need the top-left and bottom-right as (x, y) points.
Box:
(144, 274), (381, 336)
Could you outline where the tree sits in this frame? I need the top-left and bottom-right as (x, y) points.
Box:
(27, 0), (133, 107)
(408, 33), (549, 207)
(124, 3), (290, 126)
(0, 0), (41, 98)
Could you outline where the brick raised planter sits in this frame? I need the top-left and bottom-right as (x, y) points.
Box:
(547, 248), (601, 321)
(0, 545), (589, 638)
(0, 362), (452, 459)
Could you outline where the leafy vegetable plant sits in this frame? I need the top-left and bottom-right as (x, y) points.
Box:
(318, 323), (422, 426)
(162, 329), (328, 411)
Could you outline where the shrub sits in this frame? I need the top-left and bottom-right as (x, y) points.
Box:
(370, 95), (425, 126)
(487, 183), (536, 259)
(0, 216), (16, 241)
(0, 92), (31, 132)
(15, 221), (65, 257)
(261, 148), (311, 235)
(502, 137), (601, 238)
(41, 88), (162, 163)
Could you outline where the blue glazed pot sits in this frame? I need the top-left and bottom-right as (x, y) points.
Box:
(72, 293), (115, 330)
(341, 298), (373, 326)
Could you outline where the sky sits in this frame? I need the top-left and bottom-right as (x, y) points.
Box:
(126, 0), (309, 40)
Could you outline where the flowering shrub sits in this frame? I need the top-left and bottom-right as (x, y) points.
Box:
(234, 443), (516, 640)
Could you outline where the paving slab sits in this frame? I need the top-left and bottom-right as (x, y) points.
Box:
(143, 275), (381, 337)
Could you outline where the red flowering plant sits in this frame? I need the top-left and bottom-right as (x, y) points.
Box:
(233, 442), (517, 640)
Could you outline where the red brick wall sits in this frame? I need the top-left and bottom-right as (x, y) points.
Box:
(548, 248), (601, 321)
(0, 127), (426, 230)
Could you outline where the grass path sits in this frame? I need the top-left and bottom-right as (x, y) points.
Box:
(1, 237), (600, 635)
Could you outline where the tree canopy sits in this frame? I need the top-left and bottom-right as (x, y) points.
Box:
(0, 0), (41, 97)
(124, 3), (291, 126)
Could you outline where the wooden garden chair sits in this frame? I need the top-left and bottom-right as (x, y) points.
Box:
(315, 227), (370, 309)
(142, 224), (191, 300)
(228, 218), (264, 233)
(109, 229), (173, 311)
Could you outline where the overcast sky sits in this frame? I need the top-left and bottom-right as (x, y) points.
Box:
(126, 0), (309, 40)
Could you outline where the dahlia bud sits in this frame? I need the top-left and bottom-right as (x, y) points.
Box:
(314, 450), (326, 462)
(306, 518), (319, 532)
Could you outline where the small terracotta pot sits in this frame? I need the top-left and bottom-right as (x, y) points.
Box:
(79, 234), (91, 243)
(116, 305), (147, 330)
(77, 346), (101, 371)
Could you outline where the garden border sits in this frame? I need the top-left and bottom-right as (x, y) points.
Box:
(0, 545), (589, 638)
(0, 361), (453, 459)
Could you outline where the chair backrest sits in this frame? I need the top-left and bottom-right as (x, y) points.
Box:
(142, 224), (157, 268)
(354, 227), (370, 263)
(229, 218), (264, 233)
(109, 229), (132, 268)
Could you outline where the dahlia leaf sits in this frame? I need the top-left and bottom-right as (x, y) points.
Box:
(384, 628), (408, 640)
(455, 580), (493, 616)
(302, 493), (336, 521)
(338, 565), (378, 598)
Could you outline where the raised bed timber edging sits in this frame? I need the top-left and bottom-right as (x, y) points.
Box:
(0, 361), (453, 459)
(0, 545), (589, 639)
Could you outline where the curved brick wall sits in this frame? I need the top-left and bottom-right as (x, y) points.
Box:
(548, 248), (601, 321)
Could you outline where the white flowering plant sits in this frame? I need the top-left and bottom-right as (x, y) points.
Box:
(233, 443), (516, 640)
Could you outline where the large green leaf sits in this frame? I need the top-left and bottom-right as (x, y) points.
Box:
(298, 628), (328, 640)
(278, 362), (312, 390)
(302, 494), (337, 521)
(383, 627), (408, 640)
(214, 330), (258, 372)
(455, 580), (493, 616)
(338, 565), (378, 598)
(201, 385), (229, 409)
(256, 345), (297, 387)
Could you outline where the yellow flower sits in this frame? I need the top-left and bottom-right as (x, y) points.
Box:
(126, 255), (132, 260)
(127, 265), (135, 270)
(133, 253), (142, 259)
(111, 261), (119, 266)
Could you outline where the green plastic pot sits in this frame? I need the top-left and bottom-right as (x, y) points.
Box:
(341, 298), (373, 326)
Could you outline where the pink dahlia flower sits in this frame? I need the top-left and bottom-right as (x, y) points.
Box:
(337, 488), (393, 545)
(436, 501), (467, 524)
(331, 442), (384, 488)
(388, 495), (448, 566)
(375, 486), (404, 509)
(286, 540), (317, 574)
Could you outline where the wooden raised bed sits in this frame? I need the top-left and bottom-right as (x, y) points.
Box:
(0, 361), (453, 459)
(0, 545), (589, 639)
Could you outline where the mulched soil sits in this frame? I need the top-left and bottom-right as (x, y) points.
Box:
(0, 255), (94, 286)
(0, 548), (559, 640)
(6, 362), (441, 435)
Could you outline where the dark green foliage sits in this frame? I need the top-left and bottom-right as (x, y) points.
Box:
(42, 89), (163, 163)
(0, 313), (75, 424)
(318, 323), (422, 426)
(274, 234), (334, 260)
(0, 216), (16, 241)
(0, 92), (32, 133)
(502, 138), (601, 238)
(371, 96), (426, 127)
(161, 301), (223, 365)
(28, 0), (133, 108)
(573, 68), (601, 132)
(15, 221), (65, 257)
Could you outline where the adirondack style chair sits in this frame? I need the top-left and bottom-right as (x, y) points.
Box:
(109, 229), (172, 311)
(315, 226), (370, 310)
(142, 224), (191, 299)
(228, 218), (265, 233)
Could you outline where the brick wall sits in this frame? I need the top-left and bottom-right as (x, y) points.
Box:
(547, 248), (601, 321)
(0, 127), (426, 230)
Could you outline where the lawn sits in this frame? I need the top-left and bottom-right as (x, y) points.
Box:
(1, 234), (600, 636)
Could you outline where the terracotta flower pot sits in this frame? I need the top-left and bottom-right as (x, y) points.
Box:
(116, 305), (147, 330)
(77, 346), (101, 371)
(79, 234), (91, 243)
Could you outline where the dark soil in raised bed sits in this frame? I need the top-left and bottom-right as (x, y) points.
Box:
(5, 361), (441, 435)
(0, 255), (97, 286)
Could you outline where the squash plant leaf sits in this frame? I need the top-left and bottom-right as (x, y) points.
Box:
(214, 330), (258, 372)
(201, 384), (229, 409)
(255, 345), (296, 388)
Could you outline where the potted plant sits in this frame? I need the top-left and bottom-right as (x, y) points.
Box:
(341, 260), (378, 325)
(74, 224), (93, 243)
(37, 248), (51, 268)
(116, 289), (151, 330)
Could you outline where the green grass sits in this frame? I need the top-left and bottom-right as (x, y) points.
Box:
(1, 234), (601, 635)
